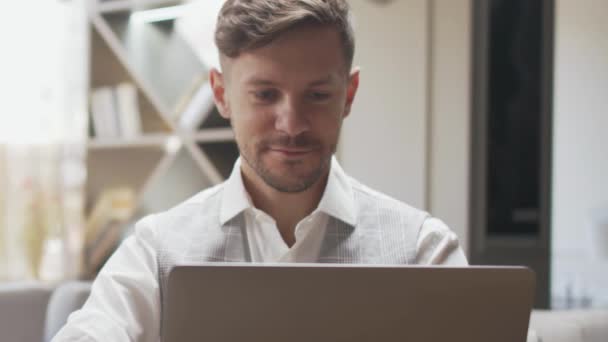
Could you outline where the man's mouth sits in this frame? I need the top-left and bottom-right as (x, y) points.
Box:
(268, 147), (316, 157)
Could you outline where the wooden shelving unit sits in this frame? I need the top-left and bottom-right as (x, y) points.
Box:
(85, 0), (238, 224)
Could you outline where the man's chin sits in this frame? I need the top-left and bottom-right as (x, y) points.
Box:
(261, 174), (318, 193)
(243, 149), (331, 192)
(257, 161), (326, 193)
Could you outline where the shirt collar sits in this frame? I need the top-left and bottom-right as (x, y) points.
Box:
(316, 156), (357, 226)
(219, 156), (357, 227)
(220, 158), (252, 225)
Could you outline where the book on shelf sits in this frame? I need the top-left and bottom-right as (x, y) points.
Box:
(83, 187), (135, 277)
(90, 83), (142, 141)
(115, 82), (142, 138)
(177, 78), (215, 132)
(90, 86), (119, 139)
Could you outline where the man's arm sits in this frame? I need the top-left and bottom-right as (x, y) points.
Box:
(52, 215), (160, 342)
(415, 217), (468, 266)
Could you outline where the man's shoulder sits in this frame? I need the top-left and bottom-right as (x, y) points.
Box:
(339, 176), (433, 263)
(167, 183), (224, 212)
(347, 176), (427, 218)
(142, 182), (226, 232)
(178, 182), (225, 206)
(130, 182), (233, 269)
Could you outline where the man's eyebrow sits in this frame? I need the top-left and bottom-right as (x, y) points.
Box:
(245, 77), (278, 86)
(308, 75), (335, 86)
(244, 75), (336, 86)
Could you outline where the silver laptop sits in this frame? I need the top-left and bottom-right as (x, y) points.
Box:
(162, 264), (535, 342)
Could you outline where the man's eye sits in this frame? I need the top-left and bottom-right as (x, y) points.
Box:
(309, 92), (331, 101)
(252, 89), (278, 102)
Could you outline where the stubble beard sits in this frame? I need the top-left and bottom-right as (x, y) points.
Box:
(239, 134), (335, 193)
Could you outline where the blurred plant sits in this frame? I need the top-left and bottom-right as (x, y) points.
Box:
(21, 178), (47, 279)
(21, 178), (63, 280)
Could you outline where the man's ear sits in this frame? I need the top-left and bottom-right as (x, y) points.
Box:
(209, 68), (230, 119)
(343, 67), (360, 119)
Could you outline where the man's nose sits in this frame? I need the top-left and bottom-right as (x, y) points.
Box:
(274, 97), (310, 136)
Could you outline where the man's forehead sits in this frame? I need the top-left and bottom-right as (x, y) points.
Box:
(223, 52), (348, 86)
(240, 73), (341, 87)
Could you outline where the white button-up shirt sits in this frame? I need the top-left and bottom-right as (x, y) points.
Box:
(222, 158), (467, 265)
(52, 157), (467, 342)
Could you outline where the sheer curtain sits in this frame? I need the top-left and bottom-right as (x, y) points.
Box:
(0, 0), (88, 282)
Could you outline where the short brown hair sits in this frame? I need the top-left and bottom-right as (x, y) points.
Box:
(215, 0), (355, 70)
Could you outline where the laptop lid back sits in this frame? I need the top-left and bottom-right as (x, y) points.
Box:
(162, 264), (535, 342)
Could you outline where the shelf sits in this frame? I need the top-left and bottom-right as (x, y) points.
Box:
(192, 128), (234, 143)
(87, 129), (233, 150)
(96, 0), (132, 13)
(87, 134), (178, 149)
(96, 0), (183, 14)
(85, 0), (232, 259)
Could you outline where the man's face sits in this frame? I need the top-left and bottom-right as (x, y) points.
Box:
(211, 25), (359, 193)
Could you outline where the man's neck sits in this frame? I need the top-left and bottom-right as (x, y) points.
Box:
(240, 162), (329, 247)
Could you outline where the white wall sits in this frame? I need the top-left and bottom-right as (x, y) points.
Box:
(552, 0), (608, 307)
(340, 0), (472, 255)
(428, 0), (472, 254)
(341, 0), (429, 210)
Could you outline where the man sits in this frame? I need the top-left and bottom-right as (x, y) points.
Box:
(53, 0), (467, 341)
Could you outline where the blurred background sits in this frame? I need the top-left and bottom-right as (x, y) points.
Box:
(0, 0), (606, 315)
